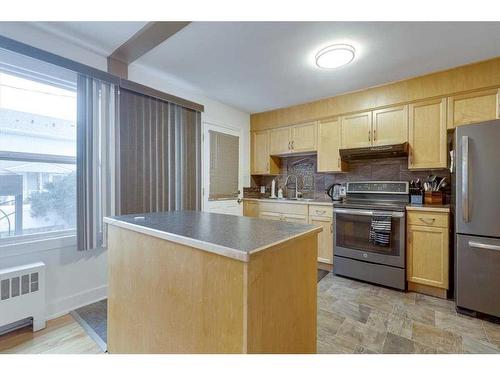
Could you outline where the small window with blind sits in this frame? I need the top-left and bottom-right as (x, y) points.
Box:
(209, 130), (239, 200)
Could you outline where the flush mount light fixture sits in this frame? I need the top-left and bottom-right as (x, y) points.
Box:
(315, 44), (355, 69)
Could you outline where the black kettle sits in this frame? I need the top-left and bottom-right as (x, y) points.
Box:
(326, 184), (342, 201)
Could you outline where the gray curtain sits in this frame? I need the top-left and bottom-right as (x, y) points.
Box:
(119, 88), (201, 215)
(77, 75), (120, 251)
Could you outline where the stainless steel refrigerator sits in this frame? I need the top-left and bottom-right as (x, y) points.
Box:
(456, 119), (500, 318)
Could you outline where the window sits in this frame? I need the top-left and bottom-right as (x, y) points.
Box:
(0, 50), (77, 242)
(208, 130), (239, 200)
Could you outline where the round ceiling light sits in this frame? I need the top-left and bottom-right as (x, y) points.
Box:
(315, 44), (355, 69)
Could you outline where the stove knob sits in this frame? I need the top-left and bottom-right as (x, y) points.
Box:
(363, 253), (368, 258)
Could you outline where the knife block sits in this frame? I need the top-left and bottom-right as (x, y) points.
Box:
(424, 191), (443, 205)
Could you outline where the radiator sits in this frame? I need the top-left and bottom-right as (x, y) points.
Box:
(0, 262), (46, 333)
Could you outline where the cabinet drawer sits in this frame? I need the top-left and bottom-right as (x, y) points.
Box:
(258, 201), (308, 215)
(407, 211), (449, 228)
(308, 205), (333, 218)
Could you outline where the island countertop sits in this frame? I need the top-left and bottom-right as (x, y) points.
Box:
(104, 211), (322, 262)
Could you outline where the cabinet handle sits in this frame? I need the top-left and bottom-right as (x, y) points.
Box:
(330, 223), (333, 233)
(418, 217), (436, 224)
(288, 141), (291, 150)
(315, 210), (326, 215)
(373, 129), (376, 141)
(291, 140), (294, 149)
(368, 130), (371, 142)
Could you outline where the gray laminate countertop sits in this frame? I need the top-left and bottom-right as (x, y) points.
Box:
(243, 197), (333, 206)
(104, 211), (322, 262)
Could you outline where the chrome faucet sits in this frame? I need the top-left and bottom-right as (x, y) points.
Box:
(284, 174), (302, 199)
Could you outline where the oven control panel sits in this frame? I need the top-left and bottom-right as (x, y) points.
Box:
(347, 181), (409, 194)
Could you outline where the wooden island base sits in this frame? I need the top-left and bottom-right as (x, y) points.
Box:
(107, 225), (318, 353)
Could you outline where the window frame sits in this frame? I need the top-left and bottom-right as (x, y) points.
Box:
(0, 149), (77, 246)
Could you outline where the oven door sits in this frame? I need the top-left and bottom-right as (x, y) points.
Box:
(334, 208), (405, 268)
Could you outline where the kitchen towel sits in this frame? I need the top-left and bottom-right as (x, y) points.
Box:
(369, 215), (392, 247)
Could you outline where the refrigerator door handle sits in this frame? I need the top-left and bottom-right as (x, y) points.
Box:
(462, 136), (470, 222)
(468, 241), (500, 252)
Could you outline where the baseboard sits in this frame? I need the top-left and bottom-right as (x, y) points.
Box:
(408, 281), (447, 299)
(46, 284), (107, 320)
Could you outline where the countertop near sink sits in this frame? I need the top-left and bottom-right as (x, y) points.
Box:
(406, 204), (451, 213)
(243, 197), (333, 206)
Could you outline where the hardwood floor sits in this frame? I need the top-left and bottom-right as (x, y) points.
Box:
(3, 274), (500, 354)
(0, 314), (103, 354)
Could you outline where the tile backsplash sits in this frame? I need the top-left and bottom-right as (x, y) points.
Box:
(246, 155), (451, 202)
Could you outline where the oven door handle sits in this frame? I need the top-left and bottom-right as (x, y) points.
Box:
(333, 208), (405, 218)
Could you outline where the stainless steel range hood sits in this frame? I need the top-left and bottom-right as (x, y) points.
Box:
(340, 142), (409, 161)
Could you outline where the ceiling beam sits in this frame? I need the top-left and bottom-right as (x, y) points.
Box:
(107, 21), (191, 78)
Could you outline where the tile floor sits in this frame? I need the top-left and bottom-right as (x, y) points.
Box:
(317, 273), (500, 354)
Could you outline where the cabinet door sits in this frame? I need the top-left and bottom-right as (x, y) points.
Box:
(282, 213), (308, 224)
(447, 89), (500, 129)
(243, 201), (259, 217)
(309, 215), (333, 264)
(317, 118), (343, 172)
(407, 225), (449, 289)
(341, 111), (373, 149)
(290, 122), (317, 153)
(372, 105), (408, 146)
(269, 127), (291, 155)
(252, 130), (269, 174)
(259, 211), (282, 221)
(408, 98), (447, 169)
(251, 131), (279, 175)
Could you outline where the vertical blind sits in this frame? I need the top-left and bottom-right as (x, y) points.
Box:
(119, 89), (202, 214)
(77, 75), (120, 251)
(209, 130), (239, 200)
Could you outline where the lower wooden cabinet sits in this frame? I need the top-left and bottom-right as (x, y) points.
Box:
(243, 200), (332, 263)
(243, 200), (259, 217)
(309, 215), (333, 265)
(406, 209), (449, 298)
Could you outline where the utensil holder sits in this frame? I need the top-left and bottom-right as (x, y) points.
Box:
(424, 191), (443, 205)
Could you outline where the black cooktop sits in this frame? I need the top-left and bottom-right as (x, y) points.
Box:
(333, 199), (408, 212)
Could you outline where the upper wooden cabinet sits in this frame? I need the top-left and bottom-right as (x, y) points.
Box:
(269, 121), (317, 155)
(341, 106), (408, 149)
(290, 122), (317, 153)
(341, 111), (372, 149)
(447, 88), (500, 129)
(251, 130), (279, 175)
(317, 118), (345, 173)
(372, 105), (408, 146)
(269, 127), (291, 155)
(408, 98), (447, 170)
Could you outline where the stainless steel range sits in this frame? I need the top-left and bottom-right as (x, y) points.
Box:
(333, 181), (409, 290)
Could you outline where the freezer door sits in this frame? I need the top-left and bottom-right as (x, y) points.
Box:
(456, 234), (500, 317)
(456, 120), (500, 237)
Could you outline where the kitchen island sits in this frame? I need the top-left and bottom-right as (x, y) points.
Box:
(104, 211), (321, 354)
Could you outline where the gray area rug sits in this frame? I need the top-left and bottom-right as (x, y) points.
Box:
(71, 299), (108, 350)
(318, 269), (329, 282)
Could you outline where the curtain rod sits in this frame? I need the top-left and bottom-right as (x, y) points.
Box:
(0, 35), (204, 113)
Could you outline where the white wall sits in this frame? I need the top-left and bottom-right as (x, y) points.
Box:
(0, 241), (107, 319)
(0, 24), (250, 322)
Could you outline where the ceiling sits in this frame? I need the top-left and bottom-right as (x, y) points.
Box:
(28, 22), (500, 113)
(32, 22), (147, 56)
